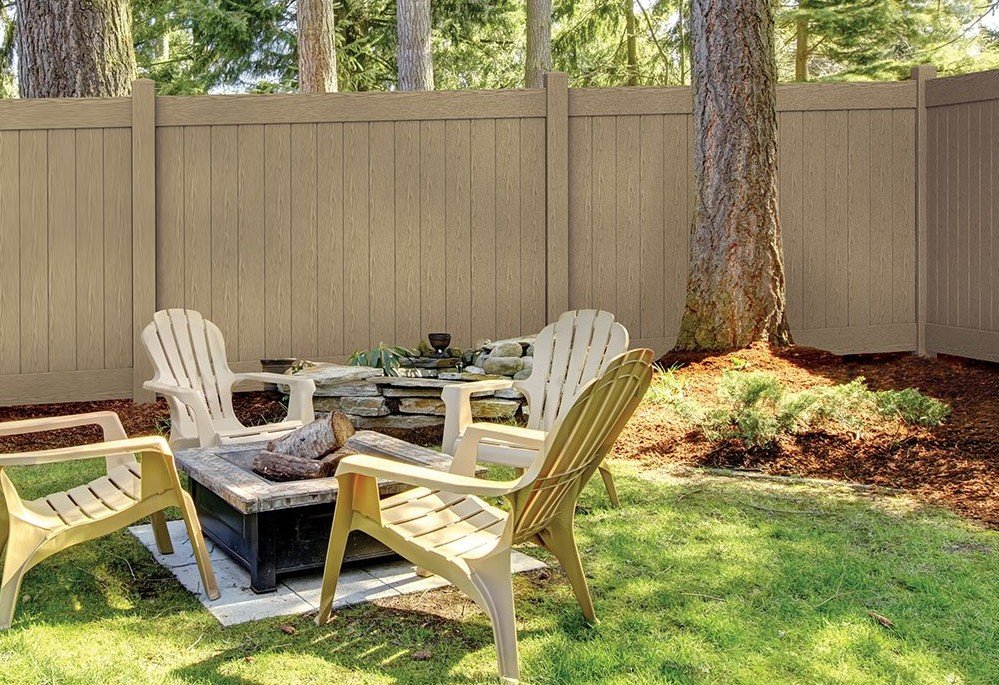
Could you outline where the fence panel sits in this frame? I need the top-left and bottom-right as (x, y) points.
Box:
(925, 71), (999, 361)
(153, 90), (549, 374)
(0, 98), (134, 405)
(566, 82), (918, 354)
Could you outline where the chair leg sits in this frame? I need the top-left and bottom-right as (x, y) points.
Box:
(539, 519), (597, 623)
(597, 463), (620, 508)
(175, 493), (220, 600)
(469, 553), (520, 683)
(150, 511), (174, 555)
(0, 524), (47, 630)
(315, 498), (353, 626)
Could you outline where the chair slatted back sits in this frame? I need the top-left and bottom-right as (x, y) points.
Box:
(517, 310), (629, 432)
(512, 349), (653, 541)
(141, 309), (239, 435)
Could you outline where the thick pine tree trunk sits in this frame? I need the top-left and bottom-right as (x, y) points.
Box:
(525, 0), (552, 88)
(397, 0), (433, 91)
(675, 0), (791, 350)
(298, 0), (338, 93)
(16, 0), (136, 98)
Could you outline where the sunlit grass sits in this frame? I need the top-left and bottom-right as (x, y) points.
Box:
(0, 461), (995, 684)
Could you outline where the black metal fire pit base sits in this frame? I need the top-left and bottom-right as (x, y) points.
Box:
(174, 432), (460, 594)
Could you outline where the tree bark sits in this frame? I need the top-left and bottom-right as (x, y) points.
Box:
(16, 0), (136, 98)
(675, 0), (791, 350)
(626, 3), (639, 86)
(297, 0), (338, 93)
(396, 0), (434, 91)
(525, 0), (552, 88)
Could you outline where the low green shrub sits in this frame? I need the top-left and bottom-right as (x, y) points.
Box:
(671, 371), (950, 448)
(875, 387), (951, 426)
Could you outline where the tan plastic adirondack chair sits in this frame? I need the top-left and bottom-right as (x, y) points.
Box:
(442, 310), (629, 506)
(142, 309), (317, 448)
(0, 412), (220, 629)
(316, 348), (653, 683)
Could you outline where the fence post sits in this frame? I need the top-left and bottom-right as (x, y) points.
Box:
(544, 72), (569, 320)
(912, 65), (936, 357)
(131, 79), (156, 402)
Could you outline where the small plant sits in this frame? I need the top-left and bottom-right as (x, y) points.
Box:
(876, 388), (950, 426)
(646, 364), (687, 407)
(702, 371), (805, 447)
(347, 343), (412, 376)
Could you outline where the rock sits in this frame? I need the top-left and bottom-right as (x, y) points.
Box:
(399, 356), (461, 370)
(483, 336), (535, 352)
(396, 368), (439, 378)
(350, 414), (444, 430)
(371, 377), (453, 389)
(382, 387), (492, 398)
(313, 381), (381, 398)
(339, 396), (390, 417)
(494, 387), (525, 400)
(490, 341), (524, 358)
(312, 397), (342, 412)
(472, 353), (487, 368)
(520, 356), (534, 374)
(526, 343), (535, 356)
(513, 369), (531, 381)
(483, 356), (523, 376)
(470, 399), (520, 419)
(462, 365), (486, 375)
(437, 371), (506, 381)
(296, 363), (383, 385)
(397, 398), (447, 416)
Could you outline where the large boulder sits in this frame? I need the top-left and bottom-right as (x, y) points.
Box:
(483, 356), (523, 376)
(489, 341), (524, 358)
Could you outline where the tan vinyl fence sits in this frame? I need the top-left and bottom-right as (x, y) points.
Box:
(925, 71), (999, 362)
(0, 68), (995, 406)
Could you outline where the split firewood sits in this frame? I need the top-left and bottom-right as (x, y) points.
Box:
(265, 411), (355, 459)
(318, 446), (355, 477)
(251, 451), (326, 482)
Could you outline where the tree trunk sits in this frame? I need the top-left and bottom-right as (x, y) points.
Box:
(626, 3), (638, 86)
(525, 0), (552, 88)
(16, 0), (136, 98)
(297, 0), (338, 93)
(396, 0), (434, 91)
(674, 0), (791, 350)
(795, 15), (808, 81)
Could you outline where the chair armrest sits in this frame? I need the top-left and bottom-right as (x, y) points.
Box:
(441, 379), (515, 453)
(144, 380), (204, 404)
(143, 380), (216, 447)
(451, 423), (546, 476)
(0, 411), (127, 441)
(234, 373), (317, 425)
(0, 436), (171, 467)
(335, 454), (519, 498)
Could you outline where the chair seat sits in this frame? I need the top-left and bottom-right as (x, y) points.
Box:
(24, 463), (142, 531)
(378, 487), (509, 561)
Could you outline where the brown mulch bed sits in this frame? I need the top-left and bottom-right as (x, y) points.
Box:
(612, 343), (999, 528)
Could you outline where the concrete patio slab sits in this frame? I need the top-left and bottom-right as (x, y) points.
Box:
(131, 520), (545, 627)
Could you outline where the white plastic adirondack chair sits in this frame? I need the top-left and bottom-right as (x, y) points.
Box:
(142, 309), (317, 448)
(442, 310), (629, 505)
(0, 412), (220, 629)
(315, 349), (654, 683)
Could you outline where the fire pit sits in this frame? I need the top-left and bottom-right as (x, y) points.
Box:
(173, 431), (460, 593)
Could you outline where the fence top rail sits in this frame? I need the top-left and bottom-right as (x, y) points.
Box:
(926, 69), (999, 108)
(568, 80), (916, 117)
(0, 96), (131, 131)
(155, 88), (547, 127)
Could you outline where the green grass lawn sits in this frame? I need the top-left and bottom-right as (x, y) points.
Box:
(0, 459), (996, 684)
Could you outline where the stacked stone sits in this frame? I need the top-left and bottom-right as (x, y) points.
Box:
(298, 362), (528, 432)
(465, 336), (535, 380)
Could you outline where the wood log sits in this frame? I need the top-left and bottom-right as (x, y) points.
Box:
(265, 411), (354, 459)
(318, 446), (355, 477)
(251, 451), (326, 482)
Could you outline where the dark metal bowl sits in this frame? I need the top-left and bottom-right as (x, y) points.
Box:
(428, 333), (452, 356)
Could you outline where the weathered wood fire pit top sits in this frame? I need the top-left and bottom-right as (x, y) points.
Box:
(174, 431), (458, 516)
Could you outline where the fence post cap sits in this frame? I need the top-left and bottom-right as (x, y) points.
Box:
(910, 65), (937, 80)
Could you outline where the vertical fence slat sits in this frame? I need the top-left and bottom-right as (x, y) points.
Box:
(131, 80), (156, 400)
(20, 130), (48, 374)
(211, 125), (240, 355)
(0, 132), (19, 375)
(520, 117), (547, 336)
(419, 121), (446, 338)
(317, 122), (344, 358)
(639, 114), (665, 341)
(567, 117), (592, 309)
(76, 129), (105, 370)
(470, 118), (497, 346)
(445, 119), (472, 345)
(48, 129), (77, 372)
(104, 129), (132, 370)
(369, 121), (397, 347)
(343, 122), (370, 353)
(263, 124), (292, 357)
(545, 72), (569, 320)
(237, 124), (266, 363)
(495, 118), (521, 338)
(591, 116), (617, 315)
(290, 123), (319, 357)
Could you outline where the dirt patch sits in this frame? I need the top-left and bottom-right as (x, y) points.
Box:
(613, 344), (999, 528)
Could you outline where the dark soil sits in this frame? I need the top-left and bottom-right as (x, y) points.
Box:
(612, 344), (999, 529)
